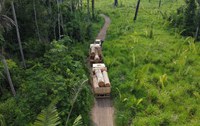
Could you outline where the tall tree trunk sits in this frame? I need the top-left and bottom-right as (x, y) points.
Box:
(56, 0), (61, 40)
(195, 26), (199, 41)
(0, 54), (16, 96)
(53, 22), (56, 40)
(134, 0), (141, 21)
(60, 12), (64, 36)
(114, 0), (118, 6)
(48, 0), (52, 15)
(11, 1), (26, 68)
(60, 0), (64, 36)
(87, 0), (90, 20)
(80, 0), (82, 10)
(70, 0), (73, 13)
(92, 0), (95, 19)
(159, 0), (161, 8)
(33, 0), (41, 42)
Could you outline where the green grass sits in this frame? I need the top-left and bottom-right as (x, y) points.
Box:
(95, 0), (200, 125)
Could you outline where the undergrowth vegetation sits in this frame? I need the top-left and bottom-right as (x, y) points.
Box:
(0, 39), (94, 125)
(96, 0), (200, 125)
(0, 0), (103, 125)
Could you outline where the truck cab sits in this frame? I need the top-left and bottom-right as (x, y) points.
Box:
(94, 39), (103, 46)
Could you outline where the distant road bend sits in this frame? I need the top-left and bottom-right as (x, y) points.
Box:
(91, 14), (114, 126)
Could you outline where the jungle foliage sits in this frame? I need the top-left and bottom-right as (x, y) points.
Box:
(0, 0), (102, 125)
(169, 0), (200, 38)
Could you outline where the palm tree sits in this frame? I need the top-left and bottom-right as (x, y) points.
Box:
(0, 0), (15, 31)
(11, 1), (26, 68)
(0, 0), (16, 97)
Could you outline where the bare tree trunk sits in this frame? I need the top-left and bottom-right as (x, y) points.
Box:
(11, 1), (26, 68)
(87, 0), (90, 20)
(159, 0), (161, 8)
(80, 0), (82, 10)
(134, 0), (141, 21)
(53, 22), (56, 40)
(48, 0), (52, 15)
(92, 0), (95, 19)
(60, 13), (64, 35)
(70, 0), (73, 13)
(33, 0), (41, 42)
(0, 54), (16, 96)
(195, 26), (199, 41)
(56, 0), (61, 40)
(114, 0), (118, 6)
(60, 1), (64, 36)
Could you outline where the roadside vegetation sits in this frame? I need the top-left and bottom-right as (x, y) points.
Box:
(95, 0), (200, 125)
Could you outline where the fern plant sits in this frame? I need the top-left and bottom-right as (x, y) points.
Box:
(33, 102), (61, 126)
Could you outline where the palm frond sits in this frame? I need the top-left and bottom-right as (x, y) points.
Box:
(72, 115), (83, 126)
(33, 102), (61, 126)
(65, 79), (88, 126)
(0, 14), (15, 31)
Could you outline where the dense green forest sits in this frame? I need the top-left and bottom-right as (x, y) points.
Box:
(0, 0), (102, 125)
(1, 0), (200, 126)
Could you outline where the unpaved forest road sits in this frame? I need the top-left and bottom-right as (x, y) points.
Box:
(91, 99), (114, 126)
(91, 15), (114, 126)
(96, 14), (111, 41)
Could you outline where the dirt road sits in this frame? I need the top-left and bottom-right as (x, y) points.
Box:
(91, 15), (114, 126)
(91, 99), (114, 126)
(96, 14), (111, 41)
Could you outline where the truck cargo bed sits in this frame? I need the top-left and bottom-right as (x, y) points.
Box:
(90, 75), (111, 98)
